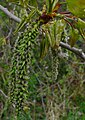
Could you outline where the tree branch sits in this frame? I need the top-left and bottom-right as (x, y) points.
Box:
(0, 89), (8, 98)
(60, 42), (85, 61)
(0, 4), (85, 60)
(0, 4), (21, 23)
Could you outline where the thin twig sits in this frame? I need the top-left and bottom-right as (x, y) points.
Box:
(0, 89), (8, 98)
(60, 42), (85, 61)
(6, 28), (12, 40)
(0, 4), (21, 23)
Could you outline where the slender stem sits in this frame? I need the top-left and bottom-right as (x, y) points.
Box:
(60, 42), (85, 60)
(0, 4), (21, 23)
(0, 89), (8, 98)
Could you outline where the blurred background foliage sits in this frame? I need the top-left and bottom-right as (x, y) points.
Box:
(0, 0), (85, 120)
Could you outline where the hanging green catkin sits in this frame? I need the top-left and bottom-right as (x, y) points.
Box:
(51, 48), (59, 82)
(9, 22), (39, 114)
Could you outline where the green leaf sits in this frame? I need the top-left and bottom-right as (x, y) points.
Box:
(76, 18), (85, 29)
(66, 0), (85, 18)
(69, 28), (79, 47)
(14, 8), (37, 34)
(46, 0), (59, 13)
(40, 37), (49, 59)
(0, 37), (6, 46)
(29, 0), (38, 8)
(0, 11), (6, 17)
(14, 16), (27, 34)
(47, 23), (55, 47)
(40, 19), (65, 59)
(46, 20), (65, 49)
(46, 30), (54, 48)
(46, 0), (52, 13)
(75, 18), (85, 40)
(52, 0), (59, 11)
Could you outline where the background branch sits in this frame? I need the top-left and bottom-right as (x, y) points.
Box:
(0, 89), (8, 98)
(6, 28), (12, 40)
(60, 42), (85, 60)
(0, 4), (85, 60)
(0, 4), (21, 23)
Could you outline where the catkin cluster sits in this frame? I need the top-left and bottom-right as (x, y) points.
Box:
(49, 48), (59, 83)
(9, 23), (39, 113)
(51, 49), (59, 82)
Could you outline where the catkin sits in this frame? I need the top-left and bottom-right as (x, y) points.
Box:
(9, 23), (39, 114)
(52, 49), (59, 81)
